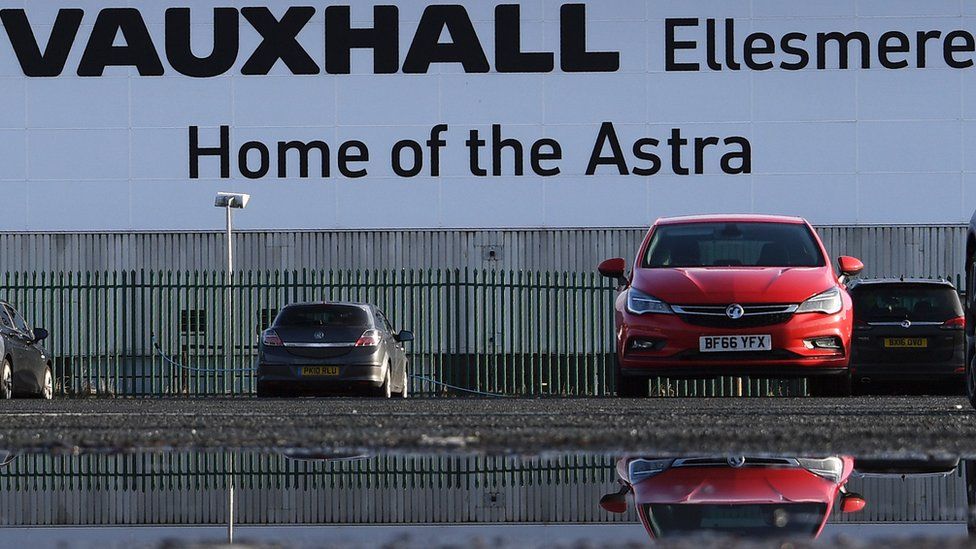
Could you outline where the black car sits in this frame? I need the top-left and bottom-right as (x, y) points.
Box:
(256, 302), (413, 398)
(850, 279), (965, 388)
(0, 300), (52, 400)
(967, 209), (976, 407)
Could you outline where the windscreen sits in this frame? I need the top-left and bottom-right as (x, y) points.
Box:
(853, 284), (963, 322)
(273, 305), (371, 328)
(643, 222), (825, 268)
(643, 503), (827, 538)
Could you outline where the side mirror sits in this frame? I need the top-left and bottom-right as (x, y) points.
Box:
(840, 492), (866, 513)
(598, 258), (627, 282)
(599, 492), (628, 514)
(32, 328), (49, 343)
(837, 256), (864, 277)
(396, 330), (414, 343)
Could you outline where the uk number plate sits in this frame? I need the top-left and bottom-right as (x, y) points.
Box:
(302, 366), (340, 377)
(699, 335), (772, 352)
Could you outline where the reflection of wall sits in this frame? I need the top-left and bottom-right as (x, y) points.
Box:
(0, 452), (971, 528)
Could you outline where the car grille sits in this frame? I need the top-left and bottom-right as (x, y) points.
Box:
(673, 349), (798, 361)
(673, 457), (799, 468)
(672, 304), (797, 328)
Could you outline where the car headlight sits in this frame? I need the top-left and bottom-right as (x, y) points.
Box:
(628, 458), (674, 484)
(627, 288), (672, 315)
(796, 287), (843, 315)
(797, 457), (844, 483)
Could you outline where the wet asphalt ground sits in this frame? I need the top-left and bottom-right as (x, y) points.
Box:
(0, 395), (974, 456)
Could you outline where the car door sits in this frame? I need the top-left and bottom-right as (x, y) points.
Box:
(4, 305), (42, 383)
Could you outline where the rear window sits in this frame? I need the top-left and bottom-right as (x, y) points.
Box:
(642, 222), (825, 268)
(273, 304), (371, 328)
(852, 284), (963, 322)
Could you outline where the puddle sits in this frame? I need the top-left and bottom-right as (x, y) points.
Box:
(0, 449), (973, 547)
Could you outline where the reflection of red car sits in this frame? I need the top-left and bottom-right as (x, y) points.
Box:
(601, 456), (866, 540)
(598, 215), (864, 397)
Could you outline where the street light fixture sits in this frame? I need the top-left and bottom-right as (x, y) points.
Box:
(214, 192), (250, 396)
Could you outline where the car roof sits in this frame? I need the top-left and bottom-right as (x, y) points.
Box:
(281, 301), (373, 310)
(849, 278), (956, 289)
(654, 214), (808, 225)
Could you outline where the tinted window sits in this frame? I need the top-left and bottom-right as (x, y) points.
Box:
(5, 305), (30, 334)
(273, 304), (371, 328)
(0, 308), (13, 330)
(643, 503), (826, 538)
(853, 284), (963, 322)
(643, 222), (825, 268)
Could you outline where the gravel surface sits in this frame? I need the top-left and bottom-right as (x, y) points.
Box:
(0, 396), (974, 456)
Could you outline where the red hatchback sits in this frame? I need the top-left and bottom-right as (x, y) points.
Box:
(599, 215), (863, 397)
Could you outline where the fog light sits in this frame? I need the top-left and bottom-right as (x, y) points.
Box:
(804, 336), (842, 350)
(630, 338), (664, 351)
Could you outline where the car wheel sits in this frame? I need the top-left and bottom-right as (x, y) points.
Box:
(967, 356), (976, 410)
(40, 367), (53, 400)
(394, 366), (409, 399)
(615, 358), (647, 397)
(256, 381), (276, 398)
(377, 367), (392, 398)
(0, 360), (11, 400)
(810, 373), (852, 398)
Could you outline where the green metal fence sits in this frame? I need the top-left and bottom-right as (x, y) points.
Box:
(1, 269), (622, 397)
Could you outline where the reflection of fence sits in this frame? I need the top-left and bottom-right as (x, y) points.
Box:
(0, 451), (969, 527)
(1, 269), (619, 396)
(0, 452), (630, 526)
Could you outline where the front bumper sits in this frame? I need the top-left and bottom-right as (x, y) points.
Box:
(617, 308), (851, 376)
(851, 360), (965, 382)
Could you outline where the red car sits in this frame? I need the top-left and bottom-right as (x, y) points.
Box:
(599, 215), (864, 397)
(600, 455), (866, 540)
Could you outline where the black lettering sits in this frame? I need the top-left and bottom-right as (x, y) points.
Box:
(665, 18), (699, 71)
(586, 122), (628, 175)
(495, 5), (554, 72)
(165, 8), (239, 77)
(668, 128), (689, 175)
(944, 30), (975, 69)
(240, 7), (318, 75)
(189, 125), (229, 179)
(721, 136), (751, 174)
(239, 141), (270, 179)
(277, 140), (329, 178)
(694, 136), (719, 174)
(705, 19), (721, 70)
(0, 8), (82, 77)
(780, 32), (809, 70)
(338, 140), (368, 178)
(816, 31), (870, 69)
(324, 5), (399, 74)
(427, 124), (447, 177)
(560, 4), (619, 72)
(917, 30), (942, 68)
(78, 8), (164, 76)
(878, 31), (909, 69)
(632, 138), (661, 176)
(392, 139), (423, 177)
(530, 139), (561, 176)
(492, 124), (524, 176)
(403, 5), (489, 73)
(743, 32), (774, 70)
(724, 19), (740, 70)
(466, 130), (487, 176)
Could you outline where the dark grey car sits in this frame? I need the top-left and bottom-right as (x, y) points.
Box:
(256, 302), (413, 398)
(0, 300), (53, 400)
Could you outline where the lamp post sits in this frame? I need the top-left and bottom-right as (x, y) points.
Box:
(214, 192), (250, 393)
